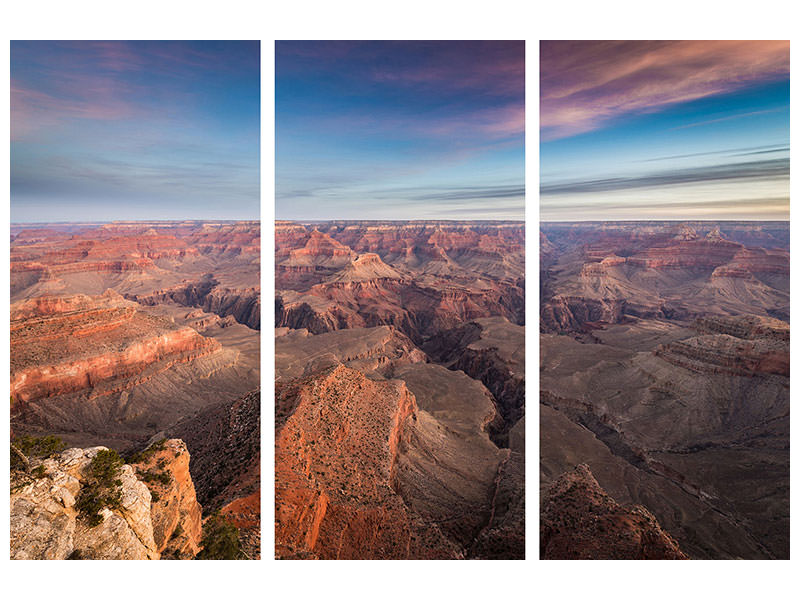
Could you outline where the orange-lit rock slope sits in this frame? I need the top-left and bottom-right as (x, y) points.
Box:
(11, 290), (221, 403)
(276, 366), (462, 559)
(129, 439), (204, 559)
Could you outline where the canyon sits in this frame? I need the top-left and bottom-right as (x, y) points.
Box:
(540, 221), (789, 559)
(275, 221), (525, 559)
(10, 220), (260, 559)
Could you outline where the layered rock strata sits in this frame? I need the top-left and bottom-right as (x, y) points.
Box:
(10, 291), (222, 403)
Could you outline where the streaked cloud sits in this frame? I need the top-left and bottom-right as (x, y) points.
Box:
(276, 41), (525, 220)
(541, 157), (788, 196)
(541, 40), (789, 140)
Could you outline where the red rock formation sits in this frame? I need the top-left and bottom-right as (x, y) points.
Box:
(127, 280), (260, 330)
(541, 464), (688, 560)
(626, 238), (743, 269)
(130, 439), (203, 559)
(275, 366), (460, 559)
(10, 291), (221, 402)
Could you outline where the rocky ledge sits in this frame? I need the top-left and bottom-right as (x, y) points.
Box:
(10, 439), (202, 560)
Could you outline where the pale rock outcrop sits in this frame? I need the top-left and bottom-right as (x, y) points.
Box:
(11, 446), (159, 560)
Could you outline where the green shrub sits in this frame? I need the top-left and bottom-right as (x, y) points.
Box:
(125, 438), (168, 465)
(196, 513), (243, 560)
(76, 449), (124, 527)
(11, 435), (66, 470)
(138, 468), (172, 486)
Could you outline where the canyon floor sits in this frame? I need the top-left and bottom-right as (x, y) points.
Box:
(275, 221), (525, 559)
(10, 220), (261, 558)
(540, 221), (789, 559)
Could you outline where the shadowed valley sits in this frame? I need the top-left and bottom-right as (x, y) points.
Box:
(540, 221), (789, 559)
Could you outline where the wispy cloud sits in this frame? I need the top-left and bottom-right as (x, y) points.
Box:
(541, 157), (789, 195)
(11, 79), (138, 140)
(279, 40), (524, 98)
(540, 40), (789, 140)
(639, 144), (788, 163)
(668, 107), (784, 130)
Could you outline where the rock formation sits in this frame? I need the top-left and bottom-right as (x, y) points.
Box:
(10, 221), (261, 559)
(541, 464), (688, 560)
(128, 439), (203, 558)
(10, 440), (202, 560)
(168, 390), (261, 559)
(10, 290), (222, 403)
(274, 220), (524, 560)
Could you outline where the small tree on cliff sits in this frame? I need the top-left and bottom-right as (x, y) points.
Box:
(197, 512), (244, 560)
(75, 449), (124, 527)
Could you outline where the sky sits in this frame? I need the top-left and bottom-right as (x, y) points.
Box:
(276, 41), (525, 221)
(11, 41), (260, 223)
(540, 40), (789, 221)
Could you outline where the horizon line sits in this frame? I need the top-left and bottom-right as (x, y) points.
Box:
(11, 218), (261, 226)
(540, 218), (789, 223)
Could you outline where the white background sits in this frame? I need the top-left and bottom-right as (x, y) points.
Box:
(1, 1), (797, 598)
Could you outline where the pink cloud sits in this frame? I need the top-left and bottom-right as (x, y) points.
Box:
(11, 78), (138, 141)
(540, 40), (789, 140)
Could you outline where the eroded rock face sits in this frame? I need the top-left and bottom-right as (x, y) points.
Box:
(424, 317), (525, 445)
(10, 440), (205, 560)
(11, 446), (159, 560)
(540, 221), (789, 560)
(168, 390), (261, 559)
(275, 221), (524, 344)
(275, 366), (461, 559)
(541, 464), (688, 560)
(127, 281), (260, 330)
(540, 222), (789, 336)
(10, 291), (222, 403)
(130, 439), (203, 559)
(275, 220), (526, 560)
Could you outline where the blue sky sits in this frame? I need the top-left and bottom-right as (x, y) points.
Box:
(540, 41), (789, 221)
(11, 41), (260, 223)
(276, 41), (525, 220)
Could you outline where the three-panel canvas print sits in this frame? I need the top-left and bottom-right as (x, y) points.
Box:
(7, 39), (790, 561)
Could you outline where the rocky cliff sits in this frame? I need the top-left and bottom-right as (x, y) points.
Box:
(10, 439), (202, 560)
(129, 439), (203, 559)
(275, 366), (461, 559)
(168, 390), (261, 559)
(127, 280), (260, 330)
(10, 290), (222, 403)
